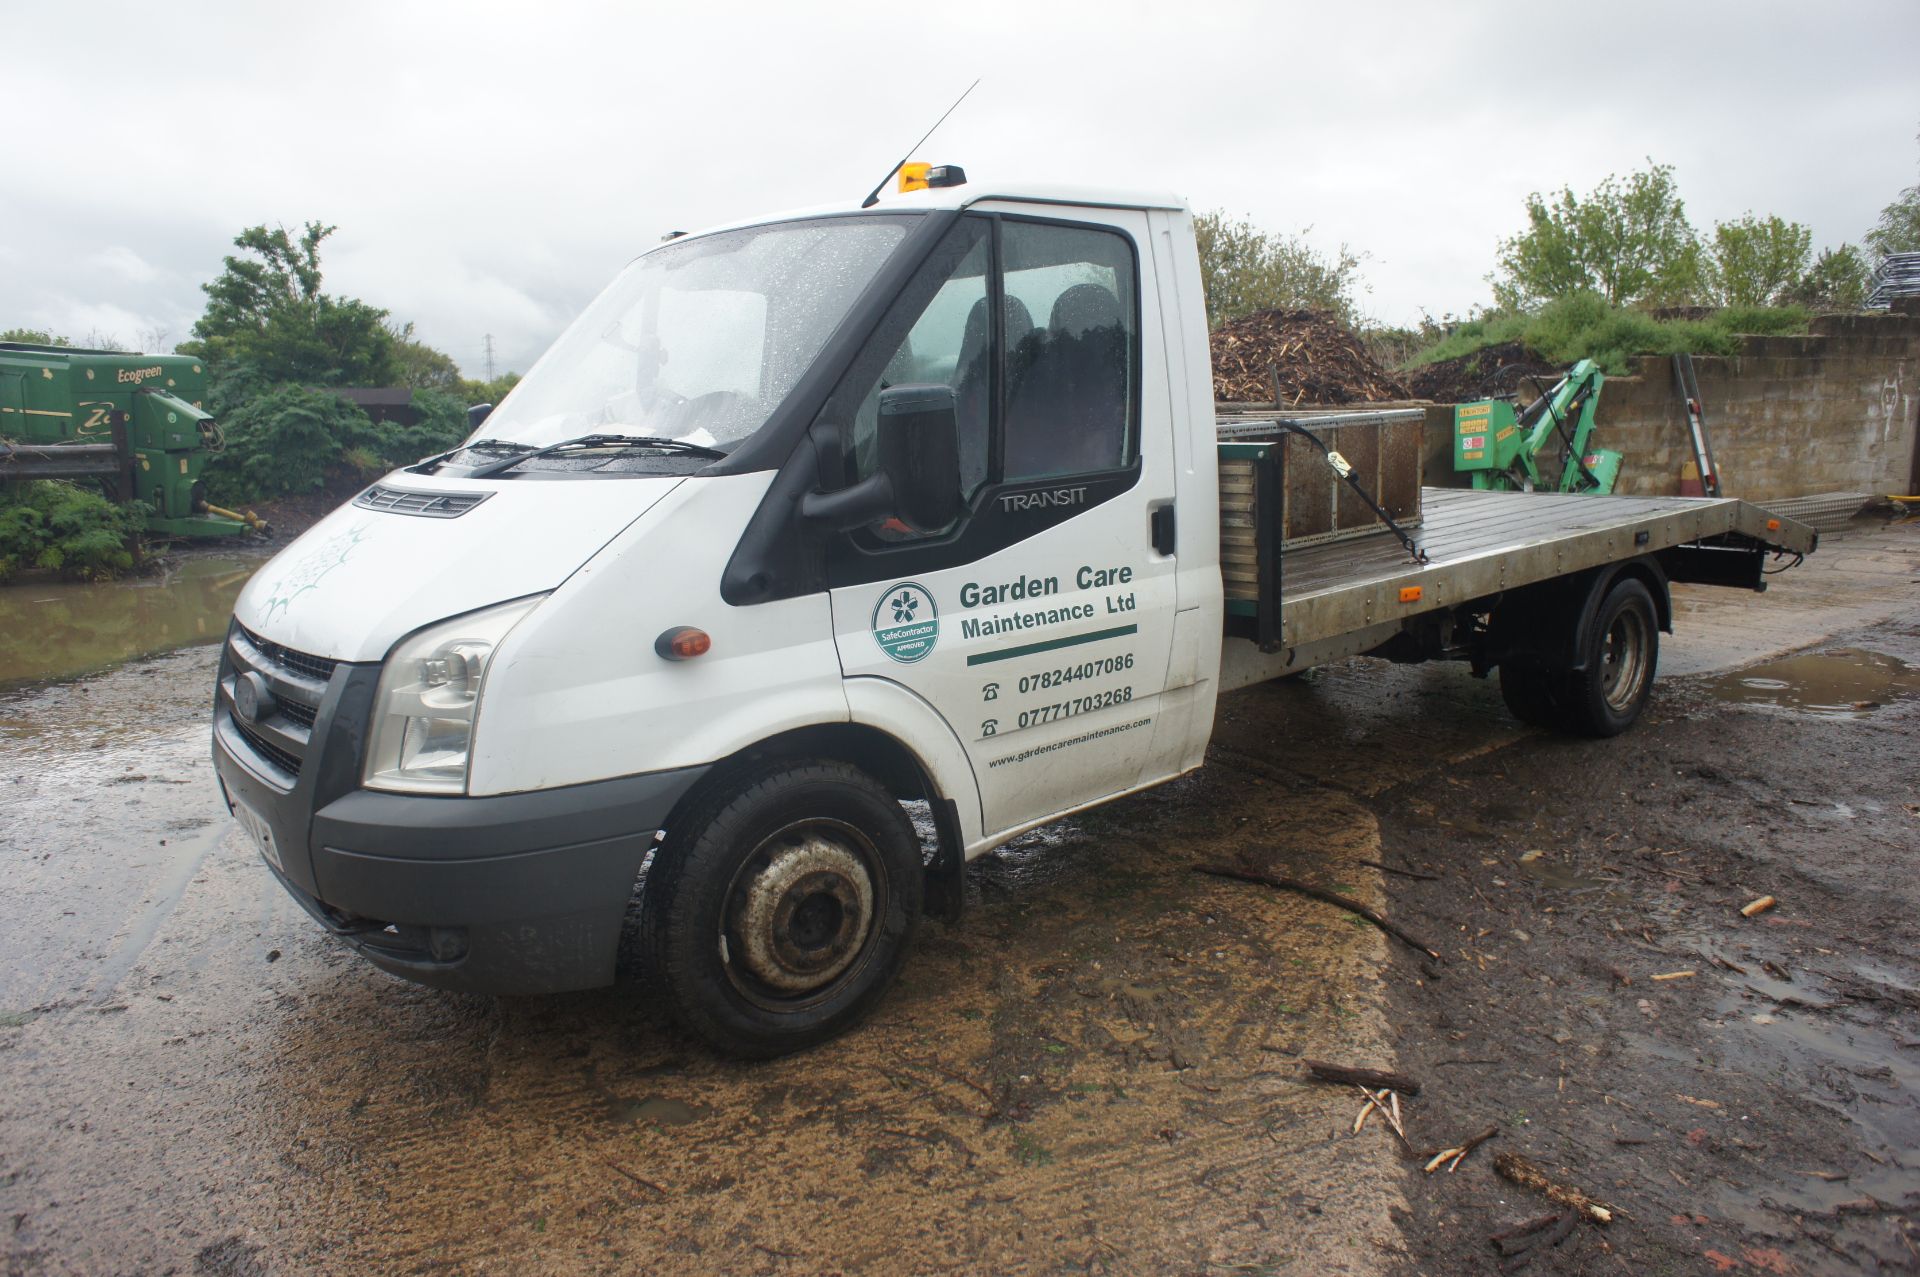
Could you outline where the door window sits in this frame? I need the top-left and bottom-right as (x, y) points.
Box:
(824, 214), (1141, 566)
(1001, 222), (1137, 481)
(846, 223), (991, 499)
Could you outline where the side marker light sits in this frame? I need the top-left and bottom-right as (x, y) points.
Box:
(656, 627), (712, 661)
(1399, 586), (1422, 603)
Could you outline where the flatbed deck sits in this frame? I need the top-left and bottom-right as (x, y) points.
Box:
(1220, 486), (1816, 689)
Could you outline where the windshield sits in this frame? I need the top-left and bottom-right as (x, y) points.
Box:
(477, 216), (914, 453)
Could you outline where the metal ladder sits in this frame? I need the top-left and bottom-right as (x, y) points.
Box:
(1671, 353), (1720, 497)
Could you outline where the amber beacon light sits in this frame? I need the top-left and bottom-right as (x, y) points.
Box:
(655, 627), (712, 661)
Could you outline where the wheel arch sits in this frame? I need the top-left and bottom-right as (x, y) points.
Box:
(657, 713), (975, 922)
(1486, 555), (1671, 671)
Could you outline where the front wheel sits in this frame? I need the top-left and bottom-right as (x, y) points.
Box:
(644, 759), (923, 1058)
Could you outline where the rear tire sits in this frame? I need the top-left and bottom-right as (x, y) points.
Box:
(1498, 661), (1564, 727)
(643, 759), (922, 1058)
(1557, 577), (1659, 737)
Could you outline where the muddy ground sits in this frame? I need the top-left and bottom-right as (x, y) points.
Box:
(1, 520), (1916, 1276)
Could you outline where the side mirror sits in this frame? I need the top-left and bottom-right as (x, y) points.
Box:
(800, 384), (963, 534)
(874, 384), (962, 533)
(468, 403), (493, 429)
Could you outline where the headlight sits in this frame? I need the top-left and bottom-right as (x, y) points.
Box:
(363, 596), (544, 794)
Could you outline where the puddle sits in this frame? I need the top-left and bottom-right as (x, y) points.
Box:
(1664, 937), (1920, 1263)
(606, 1095), (704, 1127)
(1513, 857), (1617, 892)
(1702, 647), (1919, 718)
(0, 553), (264, 689)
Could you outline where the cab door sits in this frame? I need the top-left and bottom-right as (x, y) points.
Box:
(827, 209), (1178, 841)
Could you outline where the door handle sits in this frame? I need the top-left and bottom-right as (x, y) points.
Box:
(1150, 503), (1176, 556)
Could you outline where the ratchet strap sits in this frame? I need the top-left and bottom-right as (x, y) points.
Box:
(1272, 423), (1429, 564)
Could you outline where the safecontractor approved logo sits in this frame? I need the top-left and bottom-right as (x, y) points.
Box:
(872, 582), (939, 663)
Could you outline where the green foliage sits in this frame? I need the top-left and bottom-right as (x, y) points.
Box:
(1493, 162), (1704, 308)
(338, 389), (470, 468)
(201, 384), (472, 505)
(1194, 211), (1366, 327)
(1407, 293), (1808, 375)
(1866, 130), (1920, 263)
(200, 385), (372, 504)
(456, 372), (522, 408)
(0, 482), (145, 582)
(397, 389), (472, 456)
(1784, 245), (1871, 309)
(1707, 214), (1811, 307)
(1866, 186), (1920, 262)
(0, 328), (69, 346)
(389, 322), (465, 390)
(187, 221), (398, 385)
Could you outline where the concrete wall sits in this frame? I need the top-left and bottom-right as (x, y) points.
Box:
(1421, 306), (1920, 502)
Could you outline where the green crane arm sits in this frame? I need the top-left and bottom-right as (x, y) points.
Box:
(1515, 359), (1611, 494)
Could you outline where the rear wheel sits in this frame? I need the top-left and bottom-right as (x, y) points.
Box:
(1498, 661), (1564, 727)
(644, 759), (922, 1058)
(1557, 577), (1659, 737)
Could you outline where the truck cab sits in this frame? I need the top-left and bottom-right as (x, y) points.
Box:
(213, 176), (1223, 1055)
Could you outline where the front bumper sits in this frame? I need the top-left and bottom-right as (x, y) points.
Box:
(211, 625), (707, 994)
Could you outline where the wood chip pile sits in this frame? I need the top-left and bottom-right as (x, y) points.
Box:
(1210, 308), (1410, 405)
(1404, 340), (1560, 405)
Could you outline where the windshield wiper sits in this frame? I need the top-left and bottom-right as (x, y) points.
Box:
(407, 437), (533, 473)
(463, 433), (728, 479)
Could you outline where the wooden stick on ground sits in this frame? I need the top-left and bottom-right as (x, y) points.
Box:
(1362, 1086), (1418, 1158)
(1488, 1213), (1563, 1247)
(1193, 863), (1443, 960)
(1357, 858), (1441, 881)
(1304, 1059), (1422, 1095)
(602, 1160), (669, 1196)
(1493, 1152), (1615, 1224)
(1425, 1124), (1499, 1173)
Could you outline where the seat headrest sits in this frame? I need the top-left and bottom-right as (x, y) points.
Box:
(1049, 283), (1122, 337)
(962, 294), (1039, 355)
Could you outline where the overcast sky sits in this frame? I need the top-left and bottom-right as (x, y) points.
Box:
(5, 1), (1916, 378)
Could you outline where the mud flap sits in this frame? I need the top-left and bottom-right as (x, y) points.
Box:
(923, 797), (966, 923)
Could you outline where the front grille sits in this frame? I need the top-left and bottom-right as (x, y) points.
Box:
(224, 626), (337, 786)
(238, 625), (337, 683)
(353, 484), (491, 518)
(234, 720), (302, 777)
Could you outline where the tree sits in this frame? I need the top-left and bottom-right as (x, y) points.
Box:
(1, 328), (69, 346)
(1194, 212), (1365, 328)
(186, 221), (398, 385)
(1707, 214), (1811, 307)
(1492, 162), (1703, 309)
(457, 371), (522, 407)
(388, 322), (464, 390)
(1866, 181), (1920, 264)
(1783, 245), (1871, 310)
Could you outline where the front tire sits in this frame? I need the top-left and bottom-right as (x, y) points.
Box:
(644, 759), (923, 1058)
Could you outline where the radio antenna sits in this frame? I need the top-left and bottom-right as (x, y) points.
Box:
(860, 78), (981, 209)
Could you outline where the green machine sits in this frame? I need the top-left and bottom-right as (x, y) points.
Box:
(1452, 358), (1621, 495)
(0, 341), (258, 537)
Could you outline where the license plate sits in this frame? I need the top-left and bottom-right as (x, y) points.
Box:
(233, 798), (283, 874)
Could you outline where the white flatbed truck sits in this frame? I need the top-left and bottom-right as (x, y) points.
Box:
(211, 169), (1816, 1055)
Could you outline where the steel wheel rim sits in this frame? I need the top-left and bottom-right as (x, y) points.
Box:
(1600, 607), (1650, 713)
(720, 817), (885, 1011)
